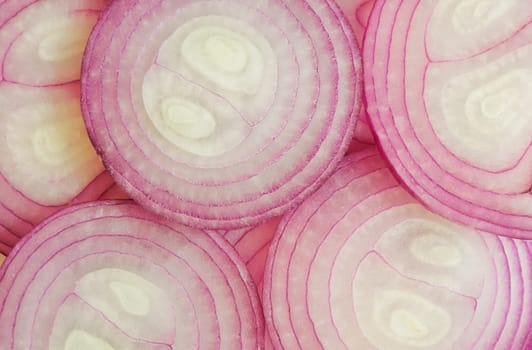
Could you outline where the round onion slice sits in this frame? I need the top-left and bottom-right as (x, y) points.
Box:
(0, 201), (264, 349)
(81, 0), (361, 229)
(263, 148), (532, 349)
(335, 0), (376, 146)
(0, 0), (114, 251)
(364, 0), (532, 238)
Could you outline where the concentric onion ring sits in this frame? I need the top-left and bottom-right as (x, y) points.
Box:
(0, 0), (114, 254)
(81, 0), (361, 229)
(264, 148), (532, 349)
(0, 201), (263, 349)
(364, 0), (532, 238)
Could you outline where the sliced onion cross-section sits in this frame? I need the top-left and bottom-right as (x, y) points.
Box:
(81, 0), (362, 229)
(0, 201), (263, 350)
(264, 148), (532, 349)
(364, 0), (532, 238)
(0, 0), (115, 254)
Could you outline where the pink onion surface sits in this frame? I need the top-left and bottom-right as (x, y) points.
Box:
(345, 138), (373, 154)
(0, 201), (264, 349)
(335, 0), (376, 146)
(364, 0), (532, 238)
(218, 216), (280, 299)
(98, 184), (130, 201)
(335, 0), (374, 45)
(0, 0), (115, 254)
(264, 147), (532, 349)
(214, 217), (281, 350)
(81, 0), (361, 229)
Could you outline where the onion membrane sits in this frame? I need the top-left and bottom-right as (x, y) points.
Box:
(335, 0), (375, 146)
(363, 0), (532, 238)
(81, 0), (361, 229)
(0, 201), (263, 349)
(0, 0), (115, 254)
(263, 148), (532, 349)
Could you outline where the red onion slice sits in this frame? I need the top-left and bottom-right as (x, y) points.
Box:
(0, 0), (114, 251)
(0, 201), (263, 349)
(364, 0), (532, 238)
(81, 0), (361, 229)
(263, 148), (532, 349)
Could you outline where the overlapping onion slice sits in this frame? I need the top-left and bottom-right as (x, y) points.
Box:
(364, 0), (532, 238)
(81, 0), (361, 229)
(0, 201), (263, 350)
(263, 148), (532, 349)
(0, 0), (114, 254)
(335, 0), (376, 146)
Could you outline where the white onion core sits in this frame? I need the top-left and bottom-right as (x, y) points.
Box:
(64, 329), (115, 350)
